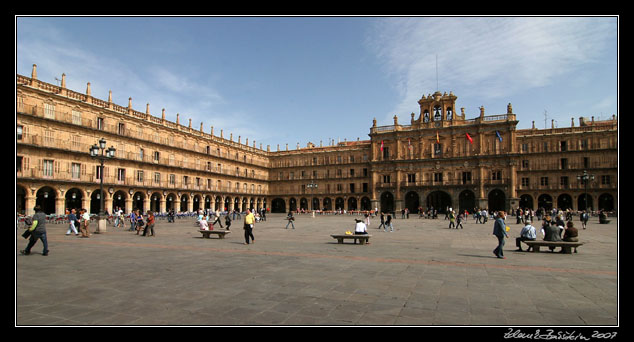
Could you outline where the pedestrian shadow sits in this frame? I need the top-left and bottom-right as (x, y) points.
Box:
(456, 253), (499, 259)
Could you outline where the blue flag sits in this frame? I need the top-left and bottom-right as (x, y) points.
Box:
(495, 131), (502, 142)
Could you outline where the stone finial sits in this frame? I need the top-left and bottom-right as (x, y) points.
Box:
(146, 103), (151, 114)
(532, 121), (535, 129)
(372, 118), (377, 127)
(210, 126), (214, 136)
(571, 117), (575, 127)
(393, 115), (399, 125)
(108, 90), (112, 103)
(188, 118), (192, 129)
(86, 82), (92, 96)
(128, 97), (132, 109)
(61, 73), (66, 88)
(507, 103), (513, 114)
(161, 108), (166, 121)
(31, 64), (37, 80)
(176, 113), (180, 125)
(200, 122), (204, 132)
(480, 106), (485, 117)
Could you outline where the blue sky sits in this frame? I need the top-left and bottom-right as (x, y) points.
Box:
(16, 16), (618, 150)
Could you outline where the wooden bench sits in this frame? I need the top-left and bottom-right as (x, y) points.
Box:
(331, 234), (371, 245)
(199, 230), (231, 239)
(522, 240), (583, 254)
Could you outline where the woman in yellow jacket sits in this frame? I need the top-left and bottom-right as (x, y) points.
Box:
(243, 209), (255, 245)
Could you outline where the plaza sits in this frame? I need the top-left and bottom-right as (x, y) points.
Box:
(15, 213), (618, 326)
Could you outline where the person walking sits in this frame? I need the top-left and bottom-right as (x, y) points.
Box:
(580, 210), (589, 230)
(79, 208), (91, 238)
(448, 210), (456, 229)
(225, 214), (232, 231)
(20, 205), (49, 256)
(66, 208), (79, 236)
(456, 212), (464, 229)
(243, 209), (255, 245)
(377, 212), (385, 230)
(385, 212), (394, 232)
(285, 211), (295, 229)
(492, 211), (508, 259)
(142, 211), (155, 236)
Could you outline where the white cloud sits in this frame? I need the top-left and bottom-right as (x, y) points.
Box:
(367, 17), (616, 123)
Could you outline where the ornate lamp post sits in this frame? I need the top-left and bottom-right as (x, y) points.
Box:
(576, 170), (594, 212)
(90, 138), (116, 233)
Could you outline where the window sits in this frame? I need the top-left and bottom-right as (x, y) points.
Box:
(434, 173), (443, 183)
(43, 160), (54, 177)
(153, 151), (160, 163)
(17, 156), (23, 172)
(350, 169), (355, 177)
(560, 176), (569, 187)
(97, 117), (104, 130)
(383, 175), (391, 184)
(154, 172), (161, 184)
(492, 171), (502, 180)
(95, 165), (103, 180)
(601, 175), (611, 185)
(560, 141), (567, 152)
(71, 163), (81, 180)
(17, 125), (23, 140)
(560, 158), (568, 170)
(462, 172), (471, 184)
(540, 177), (549, 186)
(521, 178), (530, 187)
(382, 146), (390, 159)
(522, 160), (529, 169)
(139, 148), (144, 161)
(136, 171), (144, 182)
(117, 168), (126, 182)
(169, 174), (176, 185)
(349, 183), (355, 193)
(44, 103), (55, 119)
(118, 123), (125, 135)
(407, 173), (416, 183)
(72, 110), (82, 125)
(183, 176), (189, 186)
(434, 143), (442, 156)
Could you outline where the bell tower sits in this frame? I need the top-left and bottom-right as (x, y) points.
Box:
(416, 91), (459, 125)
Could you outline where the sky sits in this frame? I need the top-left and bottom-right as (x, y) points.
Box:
(16, 16), (618, 150)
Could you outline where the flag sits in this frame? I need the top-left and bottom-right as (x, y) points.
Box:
(436, 131), (439, 143)
(408, 138), (411, 148)
(380, 140), (384, 152)
(466, 133), (473, 144)
(495, 131), (503, 142)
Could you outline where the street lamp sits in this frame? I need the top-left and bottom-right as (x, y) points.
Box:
(90, 138), (116, 233)
(576, 170), (594, 212)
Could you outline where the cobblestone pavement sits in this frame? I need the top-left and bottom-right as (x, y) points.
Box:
(16, 213), (618, 326)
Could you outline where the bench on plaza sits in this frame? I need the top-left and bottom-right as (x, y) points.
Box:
(199, 230), (231, 239)
(331, 234), (371, 245)
(522, 240), (583, 254)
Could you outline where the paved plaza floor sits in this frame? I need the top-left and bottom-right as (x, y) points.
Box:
(15, 213), (618, 326)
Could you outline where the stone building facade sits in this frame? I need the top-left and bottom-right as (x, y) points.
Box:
(16, 65), (618, 216)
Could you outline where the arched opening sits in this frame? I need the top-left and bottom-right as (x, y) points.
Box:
(426, 191), (451, 213)
(538, 194), (553, 211)
(347, 197), (358, 211)
(519, 194), (533, 211)
(271, 198), (286, 213)
(112, 191), (127, 213)
(598, 193), (614, 211)
(458, 190), (476, 214)
(65, 188), (84, 212)
(405, 191), (420, 213)
(557, 194), (573, 211)
(335, 197), (344, 211)
(488, 189), (506, 212)
(380, 191), (395, 214)
(36, 186), (56, 214)
(577, 193), (593, 211)
(360, 196), (371, 211)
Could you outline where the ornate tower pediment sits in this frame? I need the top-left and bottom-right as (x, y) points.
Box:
(416, 91), (460, 125)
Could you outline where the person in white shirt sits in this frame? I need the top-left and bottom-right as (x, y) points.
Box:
(516, 220), (537, 252)
(199, 216), (210, 230)
(354, 219), (368, 235)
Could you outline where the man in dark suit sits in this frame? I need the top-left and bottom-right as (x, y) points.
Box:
(492, 211), (508, 259)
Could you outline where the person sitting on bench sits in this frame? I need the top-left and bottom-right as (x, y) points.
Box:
(516, 220), (536, 252)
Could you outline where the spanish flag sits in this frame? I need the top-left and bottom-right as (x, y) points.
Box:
(436, 131), (440, 143)
(466, 133), (473, 144)
(380, 140), (384, 152)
